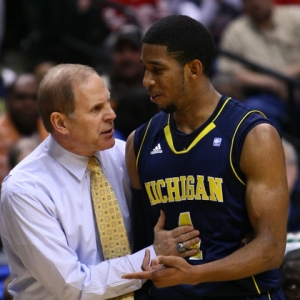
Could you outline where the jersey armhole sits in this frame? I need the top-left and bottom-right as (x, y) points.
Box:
(231, 111), (272, 185)
(134, 119), (153, 169)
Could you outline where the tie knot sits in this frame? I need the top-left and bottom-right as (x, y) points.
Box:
(87, 156), (101, 173)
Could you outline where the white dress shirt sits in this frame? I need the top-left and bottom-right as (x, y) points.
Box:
(0, 135), (155, 300)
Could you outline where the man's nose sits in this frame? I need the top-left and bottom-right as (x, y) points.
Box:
(143, 72), (154, 87)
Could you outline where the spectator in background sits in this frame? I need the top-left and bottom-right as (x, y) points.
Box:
(102, 24), (158, 139)
(168, 0), (243, 47)
(113, 87), (159, 140)
(101, 0), (170, 34)
(0, 73), (48, 184)
(31, 60), (56, 83)
(215, 0), (300, 134)
(282, 137), (300, 233)
(2, 0), (111, 73)
(280, 248), (300, 300)
(8, 137), (40, 170)
(0, 67), (17, 115)
(104, 24), (144, 95)
(0, 0), (4, 53)
(211, 73), (245, 102)
(284, 138), (299, 201)
(169, 0), (223, 26)
(275, 0), (300, 4)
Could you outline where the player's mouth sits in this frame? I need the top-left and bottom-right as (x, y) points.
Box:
(149, 93), (162, 102)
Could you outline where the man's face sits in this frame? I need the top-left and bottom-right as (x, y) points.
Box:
(141, 44), (189, 113)
(7, 74), (39, 134)
(281, 260), (300, 300)
(64, 74), (116, 157)
(112, 40), (143, 81)
(243, 0), (273, 23)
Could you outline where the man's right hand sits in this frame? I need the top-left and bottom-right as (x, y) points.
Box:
(153, 210), (200, 257)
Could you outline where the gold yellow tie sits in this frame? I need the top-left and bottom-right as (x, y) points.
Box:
(87, 156), (134, 300)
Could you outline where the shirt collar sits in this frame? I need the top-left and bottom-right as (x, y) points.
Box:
(47, 135), (103, 181)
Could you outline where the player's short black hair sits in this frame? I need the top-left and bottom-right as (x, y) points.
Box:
(142, 15), (216, 76)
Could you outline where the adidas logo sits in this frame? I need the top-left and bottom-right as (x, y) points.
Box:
(150, 143), (163, 154)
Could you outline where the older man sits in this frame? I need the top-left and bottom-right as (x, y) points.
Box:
(0, 64), (200, 299)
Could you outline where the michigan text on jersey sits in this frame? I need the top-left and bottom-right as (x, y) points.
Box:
(144, 175), (224, 205)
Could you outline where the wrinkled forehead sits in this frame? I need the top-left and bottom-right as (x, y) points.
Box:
(73, 73), (110, 103)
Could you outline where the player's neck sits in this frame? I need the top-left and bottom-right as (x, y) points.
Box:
(173, 89), (221, 134)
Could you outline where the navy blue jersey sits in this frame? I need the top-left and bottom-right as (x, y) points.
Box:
(134, 96), (282, 299)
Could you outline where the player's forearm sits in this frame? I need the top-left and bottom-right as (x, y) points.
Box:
(188, 238), (285, 284)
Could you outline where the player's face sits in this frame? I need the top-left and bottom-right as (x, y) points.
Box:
(141, 44), (188, 113)
(64, 74), (116, 156)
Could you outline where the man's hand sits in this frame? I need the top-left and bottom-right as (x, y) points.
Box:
(153, 210), (200, 258)
(139, 249), (164, 272)
(122, 253), (196, 288)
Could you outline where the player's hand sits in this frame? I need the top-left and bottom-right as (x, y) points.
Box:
(122, 255), (196, 288)
(153, 210), (200, 258)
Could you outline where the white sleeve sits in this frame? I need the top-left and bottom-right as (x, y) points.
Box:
(0, 190), (155, 299)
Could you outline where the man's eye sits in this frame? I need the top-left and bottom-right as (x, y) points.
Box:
(153, 68), (163, 73)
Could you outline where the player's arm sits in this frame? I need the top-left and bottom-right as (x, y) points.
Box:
(125, 131), (141, 190)
(123, 123), (289, 287)
(126, 131), (146, 252)
(239, 122), (289, 269)
(193, 122), (289, 281)
(125, 131), (200, 257)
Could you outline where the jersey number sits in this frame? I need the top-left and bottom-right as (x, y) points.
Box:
(179, 212), (203, 260)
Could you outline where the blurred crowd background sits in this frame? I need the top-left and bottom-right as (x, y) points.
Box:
(1, 0), (300, 139)
(1, 0), (300, 299)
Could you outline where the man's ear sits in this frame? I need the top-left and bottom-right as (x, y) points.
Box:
(188, 59), (203, 77)
(50, 112), (69, 134)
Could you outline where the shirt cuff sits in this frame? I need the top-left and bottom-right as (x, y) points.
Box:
(127, 245), (156, 272)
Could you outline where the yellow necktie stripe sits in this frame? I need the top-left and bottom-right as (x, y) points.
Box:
(88, 156), (134, 300)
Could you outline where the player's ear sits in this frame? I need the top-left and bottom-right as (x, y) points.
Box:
(188, 59), (202, 77)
